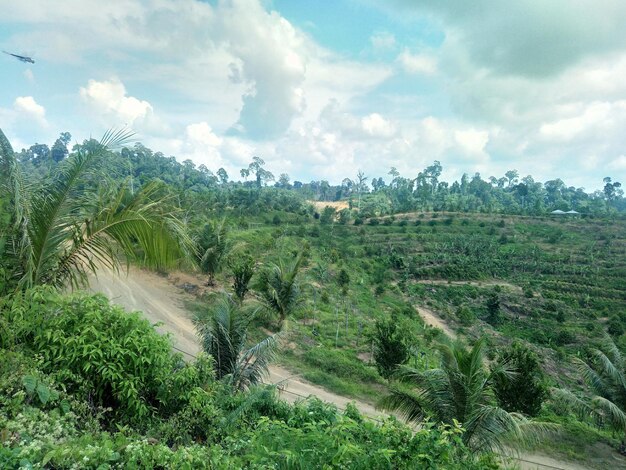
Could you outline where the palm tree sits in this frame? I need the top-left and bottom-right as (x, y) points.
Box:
(0, 129), (191, 291)
(196, 218), (230, 286)
(554, 338), (626, 436)
(194, 294), (279, 391)
(257, 252), (303, 328)
(379, 339), (548, 452)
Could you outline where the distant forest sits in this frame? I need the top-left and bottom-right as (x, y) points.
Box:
(16, 132), (625, 217)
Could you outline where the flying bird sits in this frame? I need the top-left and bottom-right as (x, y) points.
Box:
(3, 51), (35, 64)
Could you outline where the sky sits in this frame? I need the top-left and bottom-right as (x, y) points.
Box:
(1, 0), (625, 190)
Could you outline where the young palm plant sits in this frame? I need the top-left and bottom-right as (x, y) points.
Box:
(195, 218), (230, 286)
(553, 338), (626, 436)
(257, 252), (303, 328)
(0, 129), (192, 291)
(194, 294), (279, 391)
(379, 338), (550, 453)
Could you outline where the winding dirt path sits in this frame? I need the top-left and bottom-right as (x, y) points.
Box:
(87, 266), (386, 419)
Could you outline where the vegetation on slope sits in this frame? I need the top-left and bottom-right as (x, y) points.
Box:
(2, 129), (626, 467)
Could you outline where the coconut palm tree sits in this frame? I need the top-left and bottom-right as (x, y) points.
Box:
(196, 218), (230, 286)
(0, 128), (191, 291)
(257, 252), (303, 328)
(379, 338), (549, 453)
(554, 338), (626, 436)
(194, 294), (279, 391)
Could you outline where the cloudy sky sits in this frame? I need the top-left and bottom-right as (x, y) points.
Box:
(1, 0), (625, 189)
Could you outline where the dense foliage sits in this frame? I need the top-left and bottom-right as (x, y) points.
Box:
(492, 342), (548, 417)
(372, 316), (410, 379)
(0, 289), (497, 469)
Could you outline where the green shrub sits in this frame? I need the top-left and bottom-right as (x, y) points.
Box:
(1, 289), (185, 423)
(372, 317), (410, 379)
(492, 342), (548, 417)
(456, 305), (475, 326)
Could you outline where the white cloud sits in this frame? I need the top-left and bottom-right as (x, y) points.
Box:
(539, 102), (616, 142)
(23, 69), (35, 83)
(186, 122), (222, 148)
(13, 96), (47, 127)
(398, 50), (437, 75)
(370, 31), (396, 52)
(80, 78), (152, 124)
(608, 155), (626, 171)
(79, 78), (168, 134)
(454, 129), (489, 158)
(2, 0), (624, 189)
(362, 113), (396, 138)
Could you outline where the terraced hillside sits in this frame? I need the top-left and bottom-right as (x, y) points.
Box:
(214, 213), (626, 397)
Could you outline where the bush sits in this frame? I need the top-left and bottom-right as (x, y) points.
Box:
(485, 292), (501, 326)
(372, 317), (410, 379)
(456, 306), (475, 326)
(304, 348), (379, 383)
(492, 342), (548, 417)
(608, 315), (624, 337)
(1, 289), (186, 424)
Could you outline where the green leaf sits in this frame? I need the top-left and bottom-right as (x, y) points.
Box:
(22, 375), (37, 394)
(36, 383), (51, 404)
(59, 399), (71, 414)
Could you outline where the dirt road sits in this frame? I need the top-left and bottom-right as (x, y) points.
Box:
(87, 266), (386, 419)
(415, 305), (457, 339)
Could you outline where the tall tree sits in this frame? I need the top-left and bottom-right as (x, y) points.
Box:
(217, 167), (229, 185)
(50, 132), (71, 163)
(248, 156), (274, 188)
(356, 170), (368, 211)
(603, 177), (623, 211)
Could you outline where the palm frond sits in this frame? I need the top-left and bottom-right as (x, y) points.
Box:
(590, 396), (626, 431)
(465, 405), (555, 453)
(100, 128), (135, 149)
(195, 295), (277, 391)
(378, 385), (429, 422)
(232, 332), (281, 391)
(18, 135), (119, 288)
(589, 348), (626, 394)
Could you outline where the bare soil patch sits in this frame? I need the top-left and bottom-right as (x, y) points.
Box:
(414, 305), (456, 339)
(308, 200), (350, 212)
